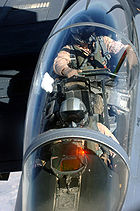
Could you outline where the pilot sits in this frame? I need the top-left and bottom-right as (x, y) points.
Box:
(53, 28), (125, 115)
(52, 23), (134, 136)
(53, 25), (122, 148)
(53, 26), (127, 78)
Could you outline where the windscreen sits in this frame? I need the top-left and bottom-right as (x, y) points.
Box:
(23, 138), (129, 211)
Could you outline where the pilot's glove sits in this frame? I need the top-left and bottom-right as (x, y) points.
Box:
(62, 67), (82, 78)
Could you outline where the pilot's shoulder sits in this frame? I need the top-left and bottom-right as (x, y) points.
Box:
(102, 36), (113, 43)
(61, 45), (71, 51)
(97, 122), (119, 144)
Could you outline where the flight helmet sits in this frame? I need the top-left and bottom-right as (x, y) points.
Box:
(70, 13), (96, 46)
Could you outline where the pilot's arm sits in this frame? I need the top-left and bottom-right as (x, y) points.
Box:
(53, 45), (80, 77)
(103, 36), (125, 54)
(103, 36), (137, 69)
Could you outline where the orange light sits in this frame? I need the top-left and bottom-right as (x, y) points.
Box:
(77, 147), (85, 156)
(81, 149), (85, 155)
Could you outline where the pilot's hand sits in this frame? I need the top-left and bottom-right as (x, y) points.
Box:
(126, 45), (137, 69)
(62, 67), (82, 78)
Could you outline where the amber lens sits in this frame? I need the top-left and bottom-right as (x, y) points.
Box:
(60, 157), (82, 171)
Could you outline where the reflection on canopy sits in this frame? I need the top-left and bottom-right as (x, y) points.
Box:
(23, 138), (129, 211)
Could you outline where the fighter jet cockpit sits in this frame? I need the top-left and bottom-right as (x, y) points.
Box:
(23, 3), (139, 211)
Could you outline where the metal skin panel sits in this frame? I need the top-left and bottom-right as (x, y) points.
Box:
(122, 56), (140, 210)
(122, 2), (140, 211)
